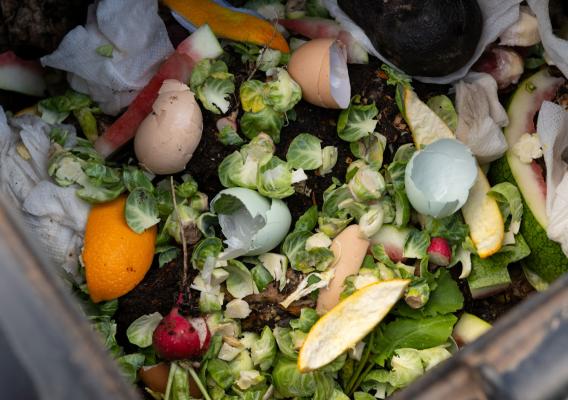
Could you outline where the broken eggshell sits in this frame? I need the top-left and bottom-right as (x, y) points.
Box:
(405, 139), (477, 218)
(287, 38), (351, 109)
(134, 79), (203, 175)
(211, 187), (292, 259)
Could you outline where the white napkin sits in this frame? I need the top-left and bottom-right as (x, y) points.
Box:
(454, 72), (509, 164)
(41, 0), (174, 115)
(536, 101), (568, 255)
(324, 0), (522, 84)
(0, 109), (90, 278)
(528, 0), (568, 79)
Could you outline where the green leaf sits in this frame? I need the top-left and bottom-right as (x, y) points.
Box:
(488, 182), (523, 233)
(157, 245), (180, 268)
(96, 44), (114, 58)
(273, 327), (298, 360)
(373, 314), (458, 365)
(208, 359), (235, 389)
(251, 264), (274, 292)
(240, 107), (285, 143)
(380, 64), (411, 87)
(396, 269), (464, 318)
(264, 68), (302, 113)
(125, 188), (160, 233)
(424, 214), (469, 247)
(93, 319), (122, 357)
(122, 166), (154, 193)
(272, 357), (315, 397)
(49, 127), (69, 146)
(116, 353), (145, 383)
(289, 308), (319, 332)
(73, 107), (98, 142)
(176, 174), (199, 198)
(39, 90), (92, 114)
(337, 96), (378, 142)
(170, 362), (192, 400)
(240, 80), (267, 113)
(217, 124), (245, 146)
(190, 59), (214, 89)
(225, 260), (257, 298)
(251, 326), (277, 371)
(294, 205), (318, 233)
(257, 156), (295, 199)
(197, 77), (236, 114)
(322, 184), (353, 217)
(403, 229), (430, 259)
(354, 392), (376, 400)
(191, 237), (223, 270)
(126, 312), (162, 348)
(286, 133), (323, 170)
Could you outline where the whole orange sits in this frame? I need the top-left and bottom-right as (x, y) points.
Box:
(82, 196), (157, 303)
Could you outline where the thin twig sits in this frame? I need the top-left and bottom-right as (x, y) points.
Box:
(170, 177), (189, 290)
(246, 18), (280, 81)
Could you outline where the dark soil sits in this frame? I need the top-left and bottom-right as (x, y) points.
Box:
(0, 0), (90, 58)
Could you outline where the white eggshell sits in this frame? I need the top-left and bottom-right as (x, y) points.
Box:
(249, 198), (292, 255)
(134, 79), (203, 174)
(405, 139), (477, 218)
(211, 188), (292, 256)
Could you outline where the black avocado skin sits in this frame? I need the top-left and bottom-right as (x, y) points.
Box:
(338, 0), (483, 77)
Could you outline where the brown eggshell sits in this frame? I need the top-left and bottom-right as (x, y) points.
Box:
(316, 225), (370, 315)
(139, 363), (170, 393)
(288, 38), (349, 109)
(138, 363), (201, 397)
(134, 79), (203, 175)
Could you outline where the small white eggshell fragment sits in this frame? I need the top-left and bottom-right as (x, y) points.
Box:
(405, 139), (477, 218)
(316, 225), (370, 315)
(288, 38), (351, 109)
(134, 79), (203, 174)
(211, 188), (292, 258)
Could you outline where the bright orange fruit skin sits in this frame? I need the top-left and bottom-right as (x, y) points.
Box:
(83, 196), (157, 303)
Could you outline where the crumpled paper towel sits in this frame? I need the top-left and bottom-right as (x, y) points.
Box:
(0, 109), (90, 279)
(454, 72), (509, 164)
(536, 101), (568, 256)
(42, 0), (173, 115)
(528, 0), (568, 79)
(324, 0), (522, 84)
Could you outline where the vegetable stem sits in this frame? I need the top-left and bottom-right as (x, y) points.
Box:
(164, 361), (177, 400)
(346, 334), (373, 393)
(187, 365), (212, 400)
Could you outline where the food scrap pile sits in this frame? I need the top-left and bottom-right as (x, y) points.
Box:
(1, 0), (568, 399)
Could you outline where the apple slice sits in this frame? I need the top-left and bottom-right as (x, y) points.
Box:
(0, 51), (46, 97)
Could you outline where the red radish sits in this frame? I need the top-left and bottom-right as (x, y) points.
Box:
(427, 237), (452, 266)
(94, 25), (223, 157)
(278, 18), (368, 64)
(473, 47), (524, 90)
(152, 305), (211, 360)
(0, 51), (46, 97)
